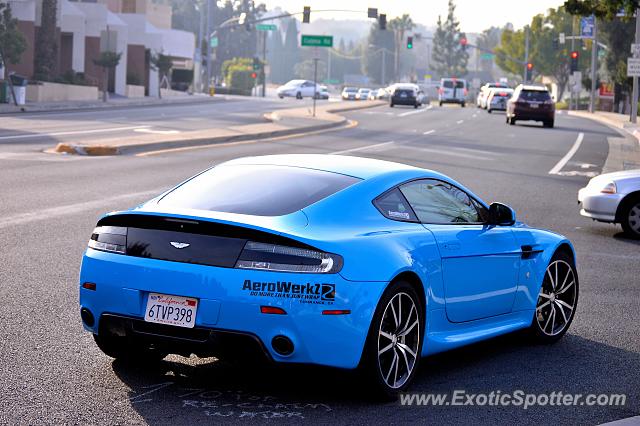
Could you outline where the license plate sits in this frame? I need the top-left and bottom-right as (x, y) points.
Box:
(530, 103), (539, 108)
(400, 93), (407, 98)
(144, 293), (198, 328)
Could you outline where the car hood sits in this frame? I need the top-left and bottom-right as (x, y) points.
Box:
(586, 169), (640, 189)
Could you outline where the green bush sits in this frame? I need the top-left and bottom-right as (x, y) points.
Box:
(222, 57), (263, 93)
(556, 101), (568, 110)
(126, 72), (142, 86)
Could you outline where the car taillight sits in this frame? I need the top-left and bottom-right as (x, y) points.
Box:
(235, 241), (342, 274)
(88, 226), (127, 254)
(464, 88), (468, 96)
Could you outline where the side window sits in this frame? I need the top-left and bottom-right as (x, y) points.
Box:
(399, 180), (484, 224)
(373, 188), (418, 222)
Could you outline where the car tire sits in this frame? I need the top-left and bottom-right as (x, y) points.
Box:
(439, 101), (443, 107)
(509, 117), (516, 125)
(619, 195), (640, 239)
(487, 108), (492, 113)
(296, 92), (302, 100)
(461, 102), (466, 108)
(528, 250), (579, 344)
(390, 103), (394, 107)
(278, 95), (284, 99)
(544, 120), (555, 128)
(93, 333), (167, 362)
(414, 103), (419, 109)
(360, 280), (424, 399)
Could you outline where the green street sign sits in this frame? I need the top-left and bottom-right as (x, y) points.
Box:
(256, 24), (277, 31)
(301, 35), (333, 47)
(480, 53), (495, 60)
(323, 78), (339, 84)
(210, 36), (218, 48)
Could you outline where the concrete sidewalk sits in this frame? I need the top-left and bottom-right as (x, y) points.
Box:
(52, 100), (385, 155)
(568, 110), (640, 172)
(0, 93), (218, 115)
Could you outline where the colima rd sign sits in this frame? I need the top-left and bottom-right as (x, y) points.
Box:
(301, 35), (333, 47)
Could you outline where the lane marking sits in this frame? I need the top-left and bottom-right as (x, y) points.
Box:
(398, 145), (492, 161)
(549, 132), (584, 175)
(456, 120), (464, 124)
(134, 128), (180, 135)
(330, 141), (395, 155)
(423, 130), (436, 135)
(0, 125), (150, 141)
(0, 190), (162, 230)
(398, 104), (432, 117)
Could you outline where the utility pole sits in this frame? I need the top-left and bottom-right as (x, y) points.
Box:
(381, 49), (386, 86)
(632, 8), (640, 124)
(205, 0), (212, 94)
(194, 1), (205, 93)
(570, 17), (575, 110)
(312, 57), (318, 117)
(523, 26), (529, 83)
(261, 31), (267, 97)
(327, 48), (331, 83)
(589, 18), (597, 113)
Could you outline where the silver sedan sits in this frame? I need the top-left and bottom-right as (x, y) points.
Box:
(578, 170), (640, 238)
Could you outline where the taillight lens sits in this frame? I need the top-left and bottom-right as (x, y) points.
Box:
(235, 241), (342, 274)
(88, 226), (127, 254)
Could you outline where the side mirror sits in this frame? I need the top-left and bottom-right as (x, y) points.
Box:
(489, 202), (516, 226)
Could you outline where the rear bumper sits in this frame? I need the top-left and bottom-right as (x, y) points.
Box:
(511, 108), (554, 121)
(391, 97), (418, 105)
(79, 249), (387, 369)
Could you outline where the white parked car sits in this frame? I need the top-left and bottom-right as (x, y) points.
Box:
(578, 170), (640, 238)
(277, 80), (317, 99)
(355, 88), (372, 100)
(486, 88), (514, 112)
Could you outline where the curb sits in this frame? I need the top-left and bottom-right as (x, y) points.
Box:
(53, 101), (384, 156)
(53, 117), (348, 156)
(0, 96), (220, 116)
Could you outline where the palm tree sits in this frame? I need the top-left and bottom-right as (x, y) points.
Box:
(34, 0), (57, 81)
(388, 14), (414, 80)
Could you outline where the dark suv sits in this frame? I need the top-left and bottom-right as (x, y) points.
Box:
(506, 85), (555, 128)
(390, 85), (420, 108)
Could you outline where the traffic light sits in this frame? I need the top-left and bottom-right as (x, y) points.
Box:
(367, 7), (378, 19)
(379, 13), (386, 30)
(303, 6), (310, 23)
(459, 37), (467, 51)
(552, 38), (559, 50)
(406, 36), (413, 49)
(250, 72), (257, 79)
(570, 51), (579, 72)
(252, 57), (261, 71)
(526, 62), (534, 81)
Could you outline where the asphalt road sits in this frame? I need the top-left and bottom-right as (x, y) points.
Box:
(1, 101), (639, 425)
(0, 95), (333, 152)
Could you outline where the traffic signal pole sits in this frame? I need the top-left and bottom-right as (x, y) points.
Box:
(523, 27), (529, 83)
(261, 31), (267, 97)
(589, 19), (597, 113)
(205, 0), (212, 94)
(632, 8), (640, 124)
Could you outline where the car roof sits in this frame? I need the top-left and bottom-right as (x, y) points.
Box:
(219, 154), (427, 180)
(519, 85), (549, 91)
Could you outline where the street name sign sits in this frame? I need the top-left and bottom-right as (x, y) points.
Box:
(210, 36), (218, 48)
(628, 58), (640, 77)
(301, 35), (333, 48)
(256, 24), (276, 31)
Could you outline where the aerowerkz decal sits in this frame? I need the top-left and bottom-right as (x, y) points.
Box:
(242, 280), (335, 305)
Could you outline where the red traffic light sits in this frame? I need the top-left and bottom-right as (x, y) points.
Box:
(527, 62), (533, 70)
(571, 51), (579, 59)
(250, 72), (257, 79)
(460, 37), (467, 46)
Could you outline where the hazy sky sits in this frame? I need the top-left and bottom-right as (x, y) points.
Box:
(264, 0), (567, 33)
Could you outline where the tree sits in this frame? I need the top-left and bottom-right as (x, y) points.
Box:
(363, 23), (395, 84)
(34, 0), (58, 81)
(494, 27), (526, 77)
(282, 18), (300, 82)
(564, 0), (639, 19)
(388, 14), (414, 80)
(476, 27), (501, 75)
(599, 17), (636, 111)
(431, 0), (469, 77)
(93, 51), (122, 102)
(294, 59), (327, 82)
(150, 52), (174, 98)
(0, 3), (26, 106)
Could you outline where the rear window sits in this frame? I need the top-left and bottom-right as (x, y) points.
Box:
(395, 88), (414, 96)
(344, 87), (357, 92)
(443, 81), (454, 88)
(455, 81), (465, 88)
(519, 90), (551, 101)
(159, 165), (360, 216)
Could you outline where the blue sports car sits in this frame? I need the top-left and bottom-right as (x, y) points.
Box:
(79, 155), (579, 396)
